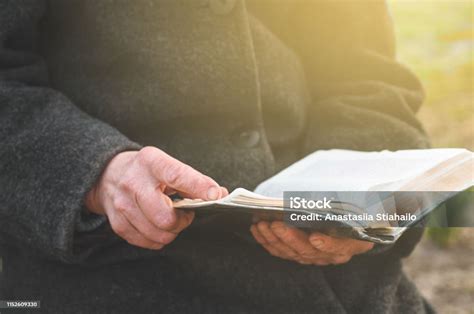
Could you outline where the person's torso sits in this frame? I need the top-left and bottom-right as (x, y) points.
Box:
(39, 0), (310, 190)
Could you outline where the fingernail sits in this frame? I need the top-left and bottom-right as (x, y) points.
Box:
(311, 238), (324, 248)
(207, 186), (220, 200)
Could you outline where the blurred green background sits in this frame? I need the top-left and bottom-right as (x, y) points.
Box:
(388, 1), (473, 313)
(389, 0), (473, 150)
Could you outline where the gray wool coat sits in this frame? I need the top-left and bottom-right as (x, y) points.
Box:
(0, 0), (434, 313)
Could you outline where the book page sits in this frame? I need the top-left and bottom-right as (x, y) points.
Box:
(173, 188), (284, 210)
(254, 149), (472, 197)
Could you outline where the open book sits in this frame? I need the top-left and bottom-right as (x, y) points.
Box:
(174, 149), (474, 243)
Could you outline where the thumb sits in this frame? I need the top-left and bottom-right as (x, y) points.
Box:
(148, 150), (223, 200)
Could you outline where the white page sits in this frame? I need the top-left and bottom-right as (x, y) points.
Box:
(254, 148), (471, 197)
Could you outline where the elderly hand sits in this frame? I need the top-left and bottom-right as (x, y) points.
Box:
(86, 146), (228, 250)
(250, 221), (373, 265)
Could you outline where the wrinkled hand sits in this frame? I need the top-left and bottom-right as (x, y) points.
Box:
(250, 221), (373, 265)
(86, 146), (228, 250)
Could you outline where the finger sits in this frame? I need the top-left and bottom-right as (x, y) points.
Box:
(349, 239), (374, 255)
(257, 221), (298, 259)
(141, 147), (222, 201)
(294, 257), (313, 265)
(108, 211), (163, 250)
(163, 186), (177, 195)
(293, 256), (332, 266)
(116, 199), (178, 245)
(134, 186), (181, 231)
(261, 243), (290, 259)
(220, 187), (229, 197)
(309, 232), (348, 254)
(309, 232), (374, 255)
(252, 225), (297, 261)
(179, 186), (228, 200)
(250, 224), (267, 245)
(330, 255), (352, 265)
(294, 254), (333, 266)
(167, 209), (195, 234)
(269, 223), (340, 265)
(305, 254), (351, 266)
(311, 259), (332, 266)
(270, 222), (319, 259)
(250, 225), (282, 257)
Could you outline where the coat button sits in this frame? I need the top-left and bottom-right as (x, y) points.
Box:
(209, 0), (236, 15)
(235, 130), (261, 148)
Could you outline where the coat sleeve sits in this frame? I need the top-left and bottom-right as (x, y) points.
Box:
(0, 1), (141, 263)
(249, 0), (429, 256)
